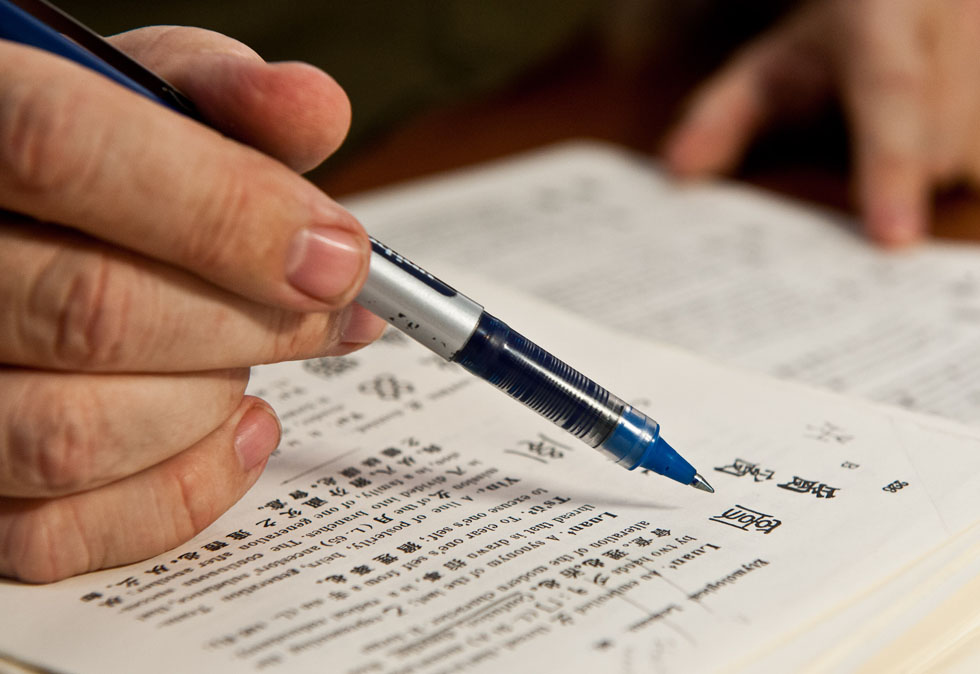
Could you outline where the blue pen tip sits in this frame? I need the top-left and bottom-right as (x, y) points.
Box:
(637, 435), (697, 487)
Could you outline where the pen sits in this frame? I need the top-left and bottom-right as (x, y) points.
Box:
(1, 0), (714, 493)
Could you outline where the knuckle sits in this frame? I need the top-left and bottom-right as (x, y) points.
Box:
(178, 167), (256, 272)
(1, 502), (90, 583)
(268, 311), (337, 362)
(43, 251), (134, 369)
(7, 382), (102, 496)
(0, 80), (103, 198)
(169, 459), (221, 537)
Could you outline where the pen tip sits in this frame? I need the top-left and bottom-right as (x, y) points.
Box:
(690, 473), (715, 494)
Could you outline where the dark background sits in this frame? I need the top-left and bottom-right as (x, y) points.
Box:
(55, 1), (980, 239)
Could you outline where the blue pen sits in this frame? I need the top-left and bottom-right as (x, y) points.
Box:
(1, 0), (714, 493)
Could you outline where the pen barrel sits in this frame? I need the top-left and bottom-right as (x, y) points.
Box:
(454, 313), (624, 448)
(357, 239), (483, 361)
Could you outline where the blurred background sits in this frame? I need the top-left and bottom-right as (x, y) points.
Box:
(56, 1), (978, 238)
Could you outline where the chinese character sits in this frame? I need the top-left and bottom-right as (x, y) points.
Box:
(777, 476), (839, 498)
(601, 549), (628, 560)
(709, 505), (782, 534)
(397, 542), (422, 554)
(374, 553), (398, 565)
(226, 530), (251, 541)
(302, 356), (359, 379)
(359, 374), (414, 401)
(714, 458), (774, 482)
(522, 434), (572, 460)
(805, 421), (853, 444)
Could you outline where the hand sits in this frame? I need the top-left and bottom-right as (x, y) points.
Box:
(663, 0), (980, 246)
(0, 27), (386, 582)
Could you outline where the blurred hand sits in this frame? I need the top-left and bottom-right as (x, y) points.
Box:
(663, 0), (980, 246)
(0, 27), (385, 582)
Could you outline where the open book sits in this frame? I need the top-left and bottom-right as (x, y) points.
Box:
(1, 143), (978, 673)
(355, 142), (980, 427)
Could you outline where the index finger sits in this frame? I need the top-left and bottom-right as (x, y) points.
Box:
(841, 0), (930, 245)
(0, 38), (367, 312)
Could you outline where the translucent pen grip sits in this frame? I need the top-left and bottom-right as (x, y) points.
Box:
(453, 313), (624, 448)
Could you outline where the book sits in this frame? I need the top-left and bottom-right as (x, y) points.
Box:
(1, 142), (978, 673)
(356, 141), (980, 427)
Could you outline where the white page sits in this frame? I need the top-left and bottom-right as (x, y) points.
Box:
(347, 142), (980, 426)
(2, 274), (979, 674)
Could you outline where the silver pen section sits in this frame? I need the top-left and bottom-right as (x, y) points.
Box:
(356, 238), (713, 492)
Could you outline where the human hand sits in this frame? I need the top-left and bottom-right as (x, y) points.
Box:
(663, 0), (980, 246)
(0, 27), (385, 582)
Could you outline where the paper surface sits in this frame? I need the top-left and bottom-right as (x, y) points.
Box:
(2, 273), (979, 674)
(350, 142), (980, 426)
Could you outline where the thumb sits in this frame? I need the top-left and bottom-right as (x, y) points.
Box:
(109, 26), (352, 174)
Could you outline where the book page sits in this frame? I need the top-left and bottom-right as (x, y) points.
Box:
(349, 142), (980, 426)
(2, 275), (979, 674)
(740, 520), (980, 673)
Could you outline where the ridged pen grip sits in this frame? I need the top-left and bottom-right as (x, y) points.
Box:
(454, 313), (624, 448)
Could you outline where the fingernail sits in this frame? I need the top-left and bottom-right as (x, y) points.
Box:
(868, 206), (924, 248)
(285, 226), (366, 303)
(234, 401), (281, 471)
